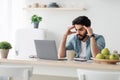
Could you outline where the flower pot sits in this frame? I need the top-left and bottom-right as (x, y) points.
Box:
(0, 49), (9, 58)
(34, 22), (39, 29)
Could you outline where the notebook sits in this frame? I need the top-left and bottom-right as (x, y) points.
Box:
(34, 40), (58, 60)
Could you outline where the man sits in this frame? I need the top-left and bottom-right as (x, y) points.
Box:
(58, 16), (105, 60)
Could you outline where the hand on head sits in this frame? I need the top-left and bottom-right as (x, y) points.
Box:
(83, 26), (93, 36)
(65, 26), (76, 36)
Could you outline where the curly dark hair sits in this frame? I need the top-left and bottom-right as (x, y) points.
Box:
(72, 16), (91, 27)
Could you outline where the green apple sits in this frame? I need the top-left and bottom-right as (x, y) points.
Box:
(101, 48), (110, 55)
(109, 53), (119, 60)
(95, 53), (104, 59)
(104, 55), (110, 59)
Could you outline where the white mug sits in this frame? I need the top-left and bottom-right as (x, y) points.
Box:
(66, 50), (75, 61)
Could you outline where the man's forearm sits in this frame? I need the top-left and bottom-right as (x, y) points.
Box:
(58, 34), (67, 58)
(90, 37), (100, 57)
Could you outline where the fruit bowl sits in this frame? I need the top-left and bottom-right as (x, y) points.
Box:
(91, 58), (120, 64)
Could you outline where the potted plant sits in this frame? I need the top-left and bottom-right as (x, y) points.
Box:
(0, 41), (12, 58)
(31, 14), (42, 28)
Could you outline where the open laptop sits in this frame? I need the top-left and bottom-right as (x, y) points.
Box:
(34, 40), (58, 60)
(34, 40), (87, 61)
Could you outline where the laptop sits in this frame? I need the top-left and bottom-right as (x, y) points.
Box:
(34, 40), (58, 60)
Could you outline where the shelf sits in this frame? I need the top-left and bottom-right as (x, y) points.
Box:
(23, 8), (87, 11)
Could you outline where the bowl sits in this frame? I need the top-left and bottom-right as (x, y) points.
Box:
(48, 2), (59, 8)
(91, 58), (120, 64)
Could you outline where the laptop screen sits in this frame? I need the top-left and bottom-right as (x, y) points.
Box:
(34, 40), (58, 60)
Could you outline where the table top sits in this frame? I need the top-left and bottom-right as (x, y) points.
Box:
(0, 58), (120, 71)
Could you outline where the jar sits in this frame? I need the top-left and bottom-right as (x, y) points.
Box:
(32, 3), (40, 8)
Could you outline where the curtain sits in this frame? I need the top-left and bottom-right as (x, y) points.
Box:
(0, 0), (25, 58)
(0, 0), (12, 41)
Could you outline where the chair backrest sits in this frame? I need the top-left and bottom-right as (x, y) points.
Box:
(15, 28), (46, 59)
(0, 65), (33, 80)
(77, 69), (120, 80)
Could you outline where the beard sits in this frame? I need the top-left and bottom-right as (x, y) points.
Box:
(77, 31), (88, 41)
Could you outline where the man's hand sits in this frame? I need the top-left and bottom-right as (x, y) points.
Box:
(83, 26), (93, 36)
(58, 26), (76, 58)
(64, 26), (76, 36)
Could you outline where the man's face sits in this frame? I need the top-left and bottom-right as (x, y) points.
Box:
(74, 24), (87, 40)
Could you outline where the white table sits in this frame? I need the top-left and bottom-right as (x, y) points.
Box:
(0, 59), (120, 80)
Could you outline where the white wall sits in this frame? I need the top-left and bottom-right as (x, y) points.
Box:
(23, 0), (89, 49)
(85, 0), (120, 52)
(11, 0), (120, 57)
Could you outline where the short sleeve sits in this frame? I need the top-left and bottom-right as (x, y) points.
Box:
(96, 35), (105, 51)
(66, 36), (75, 50)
